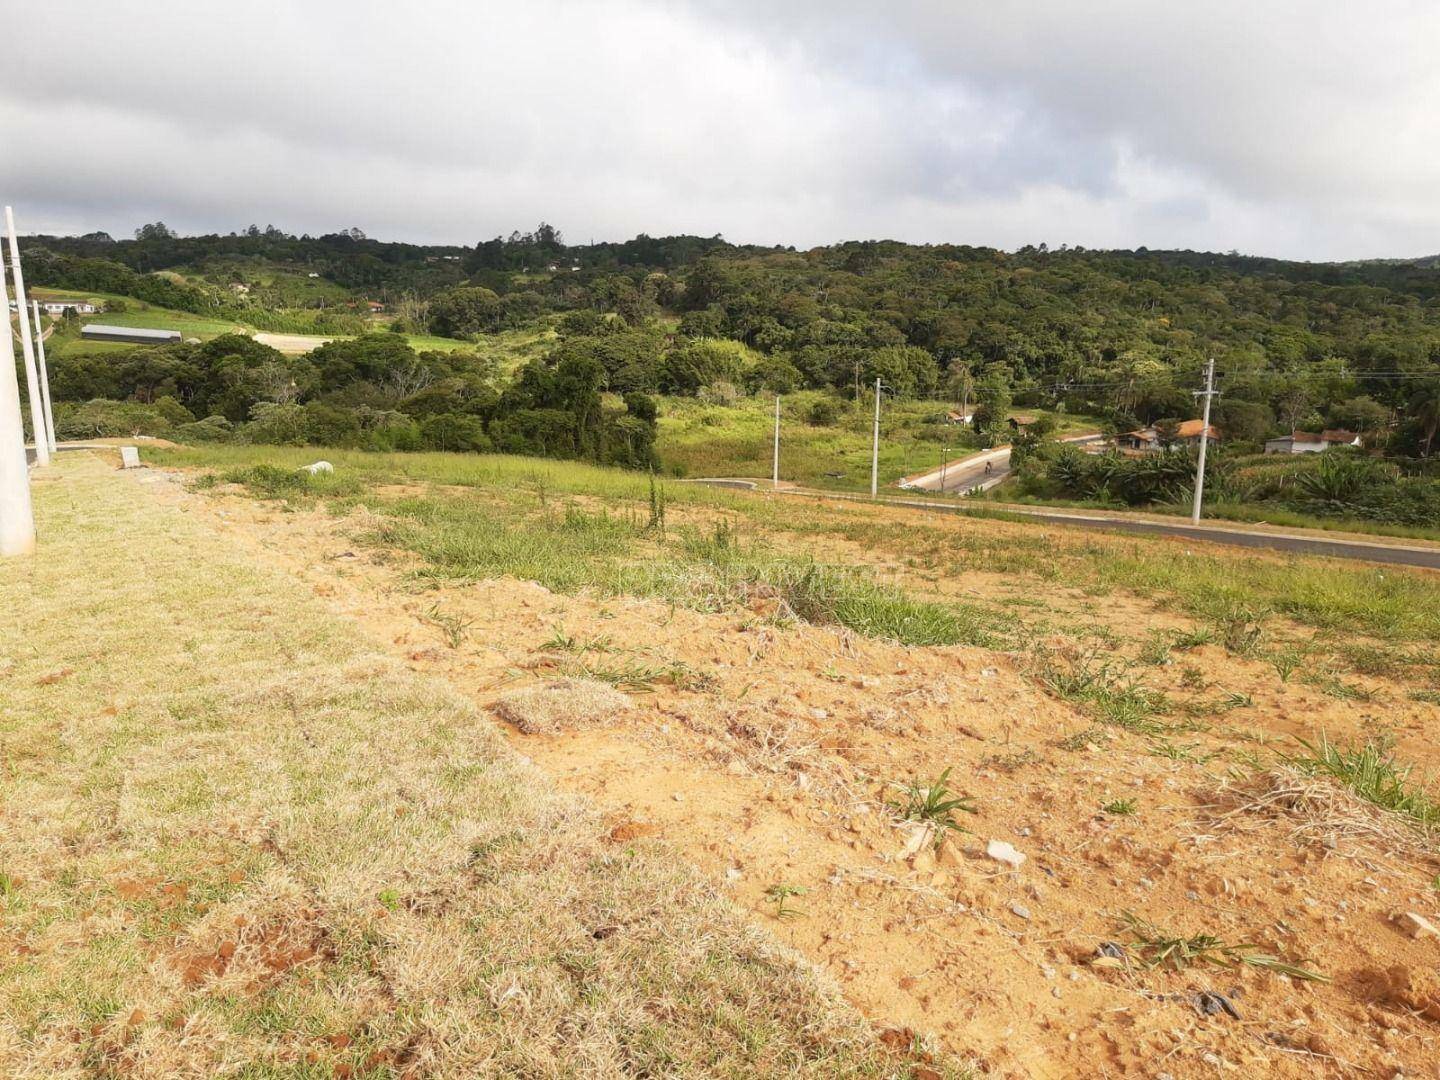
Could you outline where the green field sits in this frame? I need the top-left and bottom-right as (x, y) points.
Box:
(656, 391), (1097, 490)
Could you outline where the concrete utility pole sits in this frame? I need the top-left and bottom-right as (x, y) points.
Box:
(772, 394), (780, 489)
(940, 446), (950, 493)
(0, 248), (36, 556)
(5, 207), (48, 466)
(31, 301), (56, 454)
(1191, 358), (1219, 524)
(870, 377), (882, 498)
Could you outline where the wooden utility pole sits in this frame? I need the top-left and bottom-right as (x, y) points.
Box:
(5, 207), (48, 466)
(0, 243), (35, 556)
(1191, 358), (1219, 524)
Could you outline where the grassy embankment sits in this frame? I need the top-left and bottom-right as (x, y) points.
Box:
(155, 445), (1440, 844)
(0, 455), (907, 1077)
(152, 444), (1440, 649)
(656, 392), (1099, 490)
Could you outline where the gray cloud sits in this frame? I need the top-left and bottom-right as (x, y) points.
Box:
(1, 0), (1437, 258)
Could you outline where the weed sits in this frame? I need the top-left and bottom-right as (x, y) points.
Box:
(1217, 691), (1254, 711)
(766, 883), (807, 920)
(1299, 670), (1374, 703)
(1146, 739), (1213, 763)
(890, 767), (976, 840)
(1137, 634), (1172, 667)
(1410, 689), (1440, 705)
(1284, 734), (1440, 829)
(1057, 726), (1110, 751)
(646, 472), (667, 534)
(1179, 666), (1206, 691)
(423, 602), (474, 648)
(1101, 799), (1137, 816)
(543, 625), (615, 654)
(1268, 645), (1309, 683)
(1169, 626), (1215, 651)
(1214, 604), (1266, 656)
(1116, 911), (1326, 981)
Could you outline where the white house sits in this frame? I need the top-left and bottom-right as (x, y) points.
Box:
(10, 298), (99, 315)
(1264, 429), (1361, 454)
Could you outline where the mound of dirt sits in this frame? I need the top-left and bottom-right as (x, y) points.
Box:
(493, 678), (633, 734)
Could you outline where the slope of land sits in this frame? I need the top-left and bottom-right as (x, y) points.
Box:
(142, 445), (1440, 1078)
(0, 455), (909, 1078)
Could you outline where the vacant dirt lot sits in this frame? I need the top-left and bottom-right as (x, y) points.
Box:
(159, 467), (1440, 1078)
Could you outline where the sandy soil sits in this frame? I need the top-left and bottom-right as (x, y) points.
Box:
(150, 470), (1440, 1078)
(253, 331), (337, 354)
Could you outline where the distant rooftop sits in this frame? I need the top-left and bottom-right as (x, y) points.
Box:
(81, 324), (183, 343)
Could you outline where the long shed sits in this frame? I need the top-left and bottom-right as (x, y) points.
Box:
(80, 324), (183, 345)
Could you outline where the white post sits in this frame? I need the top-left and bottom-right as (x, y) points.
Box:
(5, 207), (48, 466)
(0, 249), (36, 556)
(771, 394), (780, 489)
(940, 446), (949, 492)
(31, 301), (56, 453)
(870, 377), (881, 498)
(1191, 358), (1217, 524)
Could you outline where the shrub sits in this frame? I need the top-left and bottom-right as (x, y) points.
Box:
(807, 398), (840, 426)
(54, 399), (173, 439)
(420, 413), (492, 453)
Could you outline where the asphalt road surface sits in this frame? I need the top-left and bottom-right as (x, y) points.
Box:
(902, 433), (1105, 495)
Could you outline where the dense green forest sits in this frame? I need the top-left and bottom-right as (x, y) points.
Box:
(20, 222), (1440, 526)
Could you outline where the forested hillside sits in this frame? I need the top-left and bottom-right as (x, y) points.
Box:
(23, 222), (1440, 467)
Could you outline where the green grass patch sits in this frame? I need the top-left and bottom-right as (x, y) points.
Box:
(1285, 734), (1440, 829)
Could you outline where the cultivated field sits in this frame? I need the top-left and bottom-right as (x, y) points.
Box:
(118, 443), (1440, 1077)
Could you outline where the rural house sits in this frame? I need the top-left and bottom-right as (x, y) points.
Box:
(1117, 418), (1220, 452)
(1263, 429), (1362, 454)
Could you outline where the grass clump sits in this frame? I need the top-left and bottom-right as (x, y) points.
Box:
(1284, 734), (1440, 829)
(1101, 799), (1137, 816)
(1116, 911), (1327, 982)
(890, 768), (976, 841)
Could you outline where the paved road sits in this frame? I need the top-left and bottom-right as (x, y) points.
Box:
(901, 433), (1104, 495)
(815, 490), (1440, 570)
(683, 477), (1440, 569)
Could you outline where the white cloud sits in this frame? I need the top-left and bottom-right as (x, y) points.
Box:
(2, 0), (1437, 257)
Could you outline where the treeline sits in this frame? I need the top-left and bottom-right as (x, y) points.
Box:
(24, 221), (1440, 456)
(48, 332), (658, 469)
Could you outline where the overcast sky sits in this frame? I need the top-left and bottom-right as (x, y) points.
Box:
(3, 1), (1437, 260)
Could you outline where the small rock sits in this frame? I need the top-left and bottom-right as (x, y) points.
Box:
(1009, 903), (1031, 920)
(1185, 890), (1200, 901)
(986, 839), (1026, 868)
(980, 667), (998, 677)
(1398, 911), (1439, 939)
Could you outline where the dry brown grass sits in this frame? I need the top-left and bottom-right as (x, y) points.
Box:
(493, 677), (633, 734)
(1210, 765), (1440, 860)
(0, 456), (910, 1078)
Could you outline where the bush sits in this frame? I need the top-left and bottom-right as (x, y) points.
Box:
(174, 415), (236, 443)
(807, 398), (840, 426)
(54, 399), (173, 439)
(420, 413), (492, 452)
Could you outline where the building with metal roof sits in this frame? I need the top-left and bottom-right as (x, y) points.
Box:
(80, 324), (183, 345)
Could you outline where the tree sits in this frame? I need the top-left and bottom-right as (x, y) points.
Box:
(1153, 418), (1182, 449)
(972, 365), (1012, 439)
(1328, 395), (1390, 436)
(429, 286), (503, 337)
